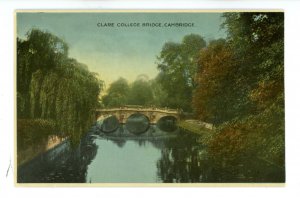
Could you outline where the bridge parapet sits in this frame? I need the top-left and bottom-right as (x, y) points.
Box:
(97, 107), (180, 113)
(95, 107), (181, 124)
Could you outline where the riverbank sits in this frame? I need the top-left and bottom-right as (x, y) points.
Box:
(17, 119), (65, 166)
(177, 120), (216, 145)
(18, 135), (66, 166)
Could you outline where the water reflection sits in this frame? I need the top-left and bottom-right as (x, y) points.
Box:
(157, 116), (178, 132)
(18, 120), (284, 183)
(100, 115), (119, 133)
(17, 129), (98, 183)
(125, 113), (150, 134)
(156, 134), (209, 183)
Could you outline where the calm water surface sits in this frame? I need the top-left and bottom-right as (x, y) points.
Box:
(86, 139), (162, 183)
(18, 117), (284, 183)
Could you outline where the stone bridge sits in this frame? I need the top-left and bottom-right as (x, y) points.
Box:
(95, 106), (181, 124)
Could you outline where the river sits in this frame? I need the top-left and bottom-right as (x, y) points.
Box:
(17, 116), (284, 183)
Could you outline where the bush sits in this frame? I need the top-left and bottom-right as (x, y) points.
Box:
(208, 100), (284, 167)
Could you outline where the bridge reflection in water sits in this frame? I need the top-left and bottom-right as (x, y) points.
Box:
(17, 116), (284, 183)
(97, 113), (178, 137)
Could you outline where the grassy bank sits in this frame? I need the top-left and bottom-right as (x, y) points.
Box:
(177, 120), (216, 145)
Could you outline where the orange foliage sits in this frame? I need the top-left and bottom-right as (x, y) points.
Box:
(249, 80), (283, 110)
(208, 124), (247, 162)
(193, 40), (235, 123)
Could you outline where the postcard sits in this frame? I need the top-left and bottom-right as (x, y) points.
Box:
(15, 10), (285, 185)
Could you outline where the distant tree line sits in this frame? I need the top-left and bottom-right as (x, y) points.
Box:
(101, 77), (152, 108)
(17, 29), (103, 145)
(102, 34), (207, 111)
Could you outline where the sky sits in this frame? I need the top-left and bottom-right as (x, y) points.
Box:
(17, 12), (227, 87)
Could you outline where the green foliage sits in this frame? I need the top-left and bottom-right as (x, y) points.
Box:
(156, 34), (206, 111)
(208, 96), (284, 166)
(102, 77), (130, 107)
(17, 29), (103, 145)
(17, 29), (68, 117)
(149, 78), (168, 107)
(102, 77), (155, 107)
(17, 29), (68, 101)
(222, 12), (284, 94)
(127, 79), (154, 106)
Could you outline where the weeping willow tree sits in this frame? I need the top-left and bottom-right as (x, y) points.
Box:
(17, 29), (103, 145)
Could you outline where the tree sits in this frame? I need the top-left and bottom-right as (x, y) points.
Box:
(127, 78), (154, 106)
(222, 12), (284, 110)
(102, 77), (130, 107)
(150, 77), (168, 107)
(193, 39), (238, 125)
(17, 29), (103, 145)
(17, 29), (69, 117)
(156, 34), (206, 112)
(219, 12), (284, 120)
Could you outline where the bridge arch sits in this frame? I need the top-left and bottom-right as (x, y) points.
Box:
(100, 115), (120, 133)
(125, 113), (150, 135)
(157, 115), (178, 122)
(156, 115), (178, 132)
(125, 112), (150, 123)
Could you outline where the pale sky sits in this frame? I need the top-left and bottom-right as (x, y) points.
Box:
(17, 12), (227, 87)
